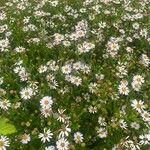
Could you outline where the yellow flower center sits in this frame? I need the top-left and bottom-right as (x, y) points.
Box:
(22, 134), (28, 140)
(0, 141), (4, 147)
(60, 142), (65, 147)
(44, 99), (49, 105)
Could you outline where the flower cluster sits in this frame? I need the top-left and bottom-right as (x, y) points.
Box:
(0, 0), (149, 149)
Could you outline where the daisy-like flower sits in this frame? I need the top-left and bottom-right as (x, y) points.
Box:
(81, 65), (91, 74)
(0, 38), (9, 52)
(20, 87), (33, 100)
(141, 111), (150, 122)
(139, 134), (149, 145)
(41, 107), (52, 118)
(98, 117), (107, 126)
(74, 132), (84, 143)
(40, 96), (53, 108)
(118, 83), (129, 95)
(77, 41), (95, 53)
(106, 39), (120, 57)
(39, 129), (53, 143)
(0, 99), (11, 110)
(108, 42), (119, 51)
(14, 46), (26, 53)
(131, 99), (145, 113)
(61, 65), (72, 74)
(54, 33), (64, 43)
(38, 65), (48, 73)
(97, 127), (108, 138)
(59, 125), (71, 138)
(70, 76), (82, 86)
(133, 75), (144, 85)
(131, 81), (142, 91)
(45, 145), (56, 150)
(130, 122), (140, 130)
(140, 54), (150, 67)
(89, 82), (98, 94)
(73, 62), (82, 70)
(21, 133), (31, 144)
(0, 136), (10, 150)
(88, 106), (98, 114)
(119, 119), (127, 130)
(56, 138), (69, 150)
(57, 109), (66, 123)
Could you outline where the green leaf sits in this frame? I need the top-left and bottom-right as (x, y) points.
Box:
(0, 117), (17, 135)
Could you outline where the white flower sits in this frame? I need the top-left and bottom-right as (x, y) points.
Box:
(40, 96), (53, 108)
(131, 99), (145, 113)
(108, 42), (119, 51)
(74, 132), (84, 143)
(73, 62), (82, 70)
(130, 122), (140, 130)
(41, 107), (52, 118)
(140, 29), (148, 38)
(63, 41), (71, 47)
(141, 111), (150, 122)
(98, 117), (107, 126)
(54, 33), (64, 43)
(61, 65), (72, 74)
(132, 22), (140, 30)
(106, 38), (120, 57)
(139, 134), (149, 145)
(14, 46), (26, 53)
(89, 82), (98, 94)
(118, 83), (129, 95)
(70, 76), (82, 86)
(38, 65), (48, 73)
(133, 75), (144, 85)
(140, 54), (150, 67)
(57, 109), (66, 123)
(21, 134), (31, 144)
(0, 136), (10, 150)
(0, 99), (11, 110)
(97, 127), (108, 138)
(81, 65), (90, 74)
(45, 145), (56, 150)
(0, 38), (9, 51)
(14, 66), (25, 74)
(39, 129), (53, 143)
(131, 81), (141, 91)
(59, 125), (71, 138)
(119, 119), (127, 130)
(88, 106), (98, 114)
(20, 87), (33, 100)
(77, 41), (95, 53)
(126, 47), (133, 53)
(56, 138), (69, 150)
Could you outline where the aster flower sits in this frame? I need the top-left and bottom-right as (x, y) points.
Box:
(39, 129), (53, 143)
(131, 99), (145, 113)
(58, 125), (71, 138)
(74, 132), (84, 143)
(0, 99), (11, 110)
(20, 87), (33, 100)
(40, 96), (53, 108)
(118, 83), (129, 95)
(56, 138), (69, 150)
(97, 128), (108, 138)
(41, 107), (52, 118)
(45, 145), (56, 150)
(21, 133), (31, 144)
(61, 65), (72, 74)
(0, 136), (10, 150)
